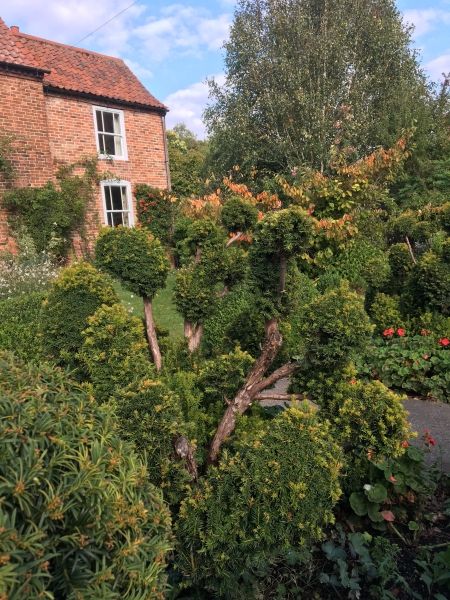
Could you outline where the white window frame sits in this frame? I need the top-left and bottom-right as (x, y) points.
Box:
(93, 105), (128, 160)
(101, 180), (134, 227)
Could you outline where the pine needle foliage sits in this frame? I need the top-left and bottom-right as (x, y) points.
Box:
(40, 262), (118, 369)
(0, 352), (171, 599)
(176, 406), (342, 597)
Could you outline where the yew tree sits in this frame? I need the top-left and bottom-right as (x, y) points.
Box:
(95, 226), (170, 371)
(205, 0), (428, 182)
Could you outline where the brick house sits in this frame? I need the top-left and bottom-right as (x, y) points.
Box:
(0, 18), (170, 251)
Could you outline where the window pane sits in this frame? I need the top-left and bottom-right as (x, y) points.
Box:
(121, 187), (129, 211)
(104, 186), (112, 211)
(98, 134), (105, 153)
(96, 110), (103, 132)
(103, 111), (114, 133)
(114, 136), (123, 156)
(107, 212), (113, 226)
(113, 113), (121, 134)
(111, 186), (123, 210)
(104, 134), (115, 155)
(111, 212), (124, 227)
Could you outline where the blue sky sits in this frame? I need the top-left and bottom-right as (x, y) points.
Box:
(2, 0), (449, 138)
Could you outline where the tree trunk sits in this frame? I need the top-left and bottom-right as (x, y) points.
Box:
(184, 319), (204, 352)
(173, 435), (198, 481)
(207, 318), (293, 466)
(143, 296), (162, 371)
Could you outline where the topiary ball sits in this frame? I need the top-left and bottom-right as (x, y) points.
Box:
(40, 261), (118, 369)
(221, 196), (259, 234)
(0, 352), (171, 599)
(95, 226), (170, 300)
(175, 406), (342, 596)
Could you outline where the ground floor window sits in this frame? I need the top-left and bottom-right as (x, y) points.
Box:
(101, 181), (134, 227)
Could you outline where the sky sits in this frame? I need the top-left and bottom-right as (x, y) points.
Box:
(1, 0), (449, 138)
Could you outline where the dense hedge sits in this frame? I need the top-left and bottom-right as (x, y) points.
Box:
(0, 352), (171, 599)
(0, 292), (45, 361)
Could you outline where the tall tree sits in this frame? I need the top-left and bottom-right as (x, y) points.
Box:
(204, 0), (428, 183)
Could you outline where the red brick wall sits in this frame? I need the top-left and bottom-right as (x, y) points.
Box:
(0, 71), (169, 252)
(0, 72), (54, 249)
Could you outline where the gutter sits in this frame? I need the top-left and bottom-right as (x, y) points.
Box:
(0, 60), (51, 76)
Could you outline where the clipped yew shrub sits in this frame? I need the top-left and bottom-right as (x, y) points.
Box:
(78, 303), (154, 403)
(176, 406), (342, 596)
(113, 378), (194, 505)
(221, 196), (259, 233)
(0, 291), (45, 361)
(0, 352), (171, 599)
(40, 261), (118, 369)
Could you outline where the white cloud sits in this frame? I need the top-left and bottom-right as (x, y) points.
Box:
(123, 58), (153, 80)
(164, 74), (225, 138)
(426, 54), (450, 81)
(403, 8), (450, 38)
(133, 5), (231, 61)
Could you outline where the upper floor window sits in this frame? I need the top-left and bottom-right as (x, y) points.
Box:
(93, 106), (127, 160)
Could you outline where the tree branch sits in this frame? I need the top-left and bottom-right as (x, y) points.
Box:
(194, 246), (202, 264)
(173, 435), (198, 481)
(253, 361), (299, 395)
(216, 285), (229, 298)
(405, 236), (417, 265)
(254, 392), (306, 401)
(226, 232), (243, 247)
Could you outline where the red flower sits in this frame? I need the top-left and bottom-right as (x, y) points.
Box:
(383, 328), (395, 336)
(439, 338), (450, 346)
(402, 441), (409, 448)
(397, 328), (405, 336)
(349, 379), (357, 384)
(428, 437), (435, 446)
(389, 476), (398, 482)
(423, 355), (429, 360)
(372, 371), (377, 376)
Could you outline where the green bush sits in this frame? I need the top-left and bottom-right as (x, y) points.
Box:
(78, 303), (154, 403)
(40, 262), (118, 369)
(176, 406), (342, 596)
(221, 196), (259, 233)
(174, 265), (217, 324)
(0, 352), (171, 599)
(369, 293), (404, 335)
(356, 333), (450, 402)
(135, 184), (177, 245)
(113, 378), (194, 505)
(0, 292), (45, 361)
(95, 226), (170, 300)
(388, 242), (414, 294)
(408, 248), (450, 314)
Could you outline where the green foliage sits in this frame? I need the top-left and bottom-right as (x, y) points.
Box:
(95, 226), (170, 300)
(1, 157), (101, 257)
(414, 546), (450, 597)
(176, 406), (342, 596)
(0, 292), (45, 361)
(221, 196), (259, 233)
(0, 352), (171, 599)
(135, 184), (177, 245)
(325, 379), (410, 457)
(357, 333), (450, 402)
(166, 129), (206, 198)
(205, 0), (428, 183)
(174, 265), (217, 324)
(78, 303), (154, 403)
(388, 242), (414, 292)
(0, 128), (17, 180)
(368, 293), (404, 335)
(113, 378), (193, 505)
(40, 262), (118, 368)
(409, 247), (450, 314)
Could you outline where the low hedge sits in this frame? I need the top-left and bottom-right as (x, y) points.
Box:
(0, 292), (45, 361)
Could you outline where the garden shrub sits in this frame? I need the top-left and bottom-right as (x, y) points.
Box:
(368, 293), (404, 335)
(387, 242), (414, 293)
(408, 247), (450, 314)
(291, 283), (373, 399)
(78, 303), (154, 403)
(0, 352), (171, 599)
(0, 252), (60, 301)
(357, 332), (450, 402)
(135, 184), (177, 245)
(113, 378), (194, 505)
(95, 226), (170, 299)
(0, 292), (45, 361)
(40, 261), (118, 369)
(221, 196), (259, 233)
(176, 406), (342, 596)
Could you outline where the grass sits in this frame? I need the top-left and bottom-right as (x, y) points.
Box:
(114, 272), (184, 340)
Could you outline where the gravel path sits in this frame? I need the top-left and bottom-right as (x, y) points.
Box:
(258, 380), (450, 472)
